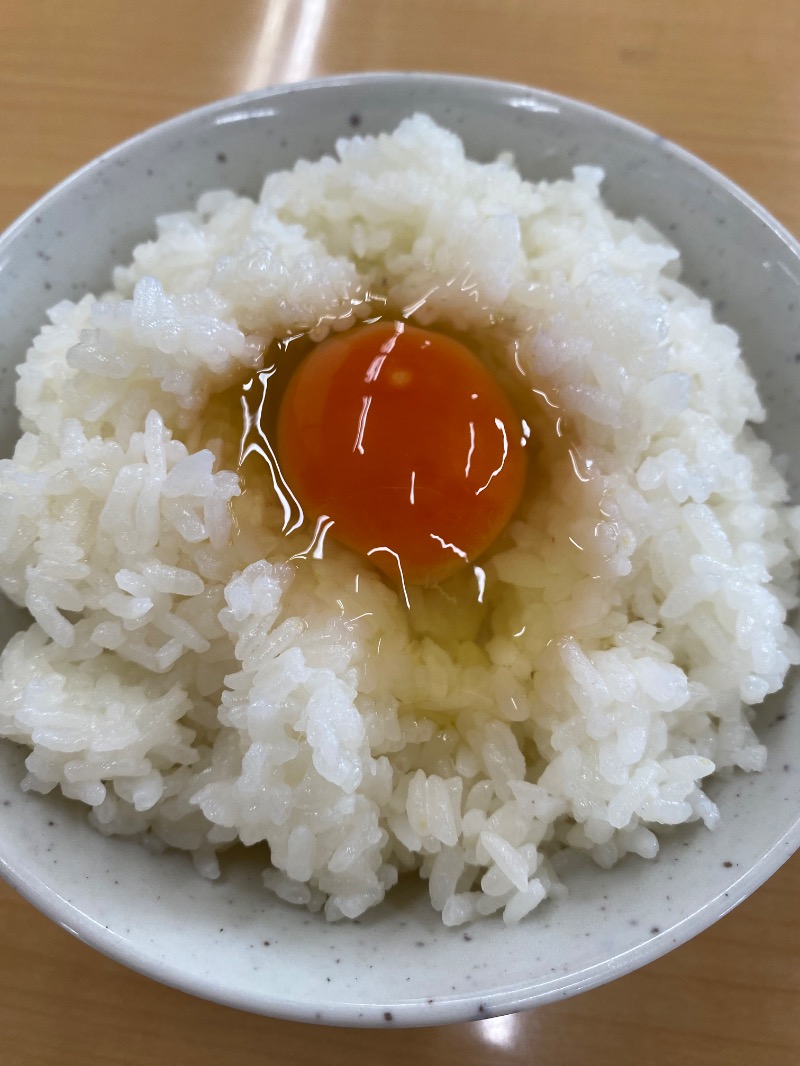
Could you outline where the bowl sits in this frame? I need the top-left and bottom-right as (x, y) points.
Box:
(1, 73), (800, 1028)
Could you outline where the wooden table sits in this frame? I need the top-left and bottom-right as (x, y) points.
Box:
(1, 2), (799, 1063)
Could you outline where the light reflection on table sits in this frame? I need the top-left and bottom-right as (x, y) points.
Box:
(245, 0), (332, 90)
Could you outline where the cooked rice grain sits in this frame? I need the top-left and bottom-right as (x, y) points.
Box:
(1, 115), (799, 924)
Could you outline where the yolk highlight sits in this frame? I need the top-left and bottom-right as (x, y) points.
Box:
(276, 321), (527, 586)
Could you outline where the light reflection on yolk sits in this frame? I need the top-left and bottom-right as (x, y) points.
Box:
(276, 321), (528, 586)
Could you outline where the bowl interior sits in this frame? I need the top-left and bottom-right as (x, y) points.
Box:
(1, 74), (799, 1026)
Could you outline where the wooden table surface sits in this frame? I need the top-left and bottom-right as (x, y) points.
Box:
(1, 2), (799, 1063)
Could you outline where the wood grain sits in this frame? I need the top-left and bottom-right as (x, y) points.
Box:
(1, 1), (799, 1062)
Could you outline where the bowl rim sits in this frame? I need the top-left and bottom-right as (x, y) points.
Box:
(1, 69), (799, 1028)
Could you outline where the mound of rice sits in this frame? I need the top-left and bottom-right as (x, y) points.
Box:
(1, 115), (799, 925)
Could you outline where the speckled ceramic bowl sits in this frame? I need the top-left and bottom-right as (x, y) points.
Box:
(1, 73), (799, 1028)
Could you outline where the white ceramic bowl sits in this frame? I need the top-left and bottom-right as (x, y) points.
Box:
(1, 73), (799, 1028)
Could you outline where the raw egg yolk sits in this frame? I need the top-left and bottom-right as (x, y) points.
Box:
(276, 321), (527, 586)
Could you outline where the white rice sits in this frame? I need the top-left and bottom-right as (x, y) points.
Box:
(1, 114), (799, 924)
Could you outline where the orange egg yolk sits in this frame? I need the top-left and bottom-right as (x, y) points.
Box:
(276, 321), (527, 586)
